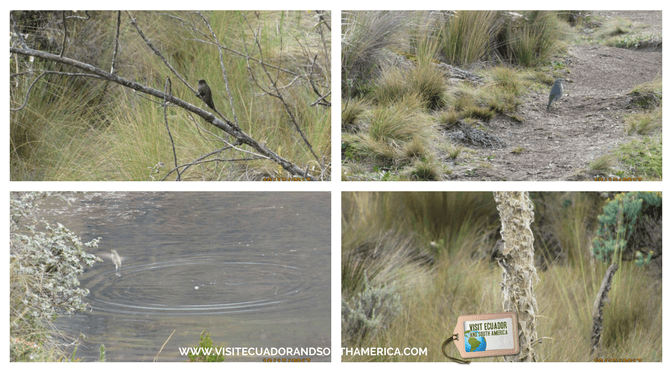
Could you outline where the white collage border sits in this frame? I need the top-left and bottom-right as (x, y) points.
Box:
(3, 3), (669, 370)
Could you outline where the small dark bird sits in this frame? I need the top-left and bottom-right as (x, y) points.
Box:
(197, 79), (216, 111)
(490, 239), (509, 262)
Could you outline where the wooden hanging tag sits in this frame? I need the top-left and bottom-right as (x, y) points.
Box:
(447, 312), (519, 360)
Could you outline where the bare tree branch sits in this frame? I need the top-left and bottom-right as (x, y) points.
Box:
(10, 46), (315, 180)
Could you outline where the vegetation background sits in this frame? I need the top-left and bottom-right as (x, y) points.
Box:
(10, 11), (331, 181)
(341, 11), (661, 181)
(341, 192), (662, 362)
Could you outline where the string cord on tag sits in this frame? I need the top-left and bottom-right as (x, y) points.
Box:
(441, 334), (470, 364)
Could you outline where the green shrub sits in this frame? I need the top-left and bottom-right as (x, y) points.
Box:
(341, 274), (402, 346)
(592, 192), (662, 265)
(10, 192), (102, 362)
(187, 331), (226, 362)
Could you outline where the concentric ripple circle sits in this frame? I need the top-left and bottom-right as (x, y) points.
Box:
(86, 255), (307, 316)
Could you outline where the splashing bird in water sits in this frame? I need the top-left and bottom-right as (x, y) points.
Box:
(110, 249), (122, 277)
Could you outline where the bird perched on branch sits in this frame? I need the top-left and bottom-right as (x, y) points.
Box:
(197, 79), (217, 111)
(196, 79), (243, 145)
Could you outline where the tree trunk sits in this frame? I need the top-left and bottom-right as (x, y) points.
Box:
(493, 192), (539, 362)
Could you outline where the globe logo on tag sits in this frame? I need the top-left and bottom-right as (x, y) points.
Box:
(464, 330), (487, 352)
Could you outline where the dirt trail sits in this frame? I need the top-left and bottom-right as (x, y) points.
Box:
(447, 11), (661, 181)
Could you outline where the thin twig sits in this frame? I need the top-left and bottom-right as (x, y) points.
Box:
(162, 147), (265, 180)
(163, 77), (180, 181)
(66, 11), (91, 21)
(110, 11), (121, 75)
(10, 12), (30, 50)
(315, 10), (331, 31)
(59, 11), (67, 58)
(308, 54), (331, 107)
(153, 329), (176, 362)
(126, 11), (195, 93)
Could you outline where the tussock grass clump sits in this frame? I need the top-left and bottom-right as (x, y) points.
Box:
(488, 66), (524, 95)
(374, 63), (446, 110)
(438, 11), (565, 68)
(342, 11), (411, 98)
(628, 78), (662, 109)
(352, 94), (438, 168)
(504, 11), (566, 67)
(439, 11), (502, 67)
(407, 158), (441, 180)
(486, 89), (519, 113)
(402, 136), (428, 160)
(447, 85), (479, 111)
(373, 66), (411, 105)
(437, 109), (461, 126)
(448, 143), (463, 159)
(407, 62), (446, 109)
(342, 98), (369, 133)
(625, 110), (662, 135)
(367, 94), (427, 143)
(351, 96), (432, 159)
(589, 154), (615, 174)
(461, 105), (495, 122)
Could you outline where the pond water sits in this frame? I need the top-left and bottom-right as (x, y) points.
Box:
(47, 192), (331, 362)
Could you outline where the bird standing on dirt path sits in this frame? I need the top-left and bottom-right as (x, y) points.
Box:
(547, 78), (567, 111)
(197, 79), (217, 111)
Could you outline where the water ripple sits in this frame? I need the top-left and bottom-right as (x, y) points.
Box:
(86, 254), (307, 316)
